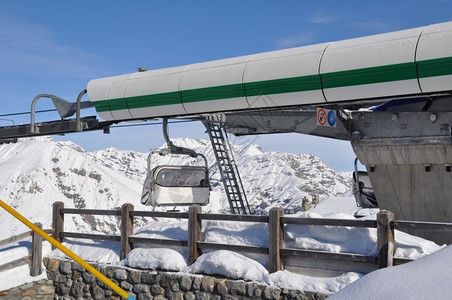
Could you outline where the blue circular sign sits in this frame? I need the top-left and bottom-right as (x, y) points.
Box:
(327, 110), (336, 127)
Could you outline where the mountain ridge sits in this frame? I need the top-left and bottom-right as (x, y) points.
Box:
(0, 136), (352, 239)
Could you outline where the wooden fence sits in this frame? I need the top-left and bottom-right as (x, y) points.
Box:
(0, 223), (52, 276)
(52, 201), (452, 276)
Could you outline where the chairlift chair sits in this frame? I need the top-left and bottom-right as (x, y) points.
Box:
(141, 156), (210, 207)
(141, 118), (210, 207)
(352, 157), (378, 208)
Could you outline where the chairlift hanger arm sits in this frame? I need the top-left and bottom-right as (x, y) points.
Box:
(146, 118), (210, 174)
(162, 118), (201, 158)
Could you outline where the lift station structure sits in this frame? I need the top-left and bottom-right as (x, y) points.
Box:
(1, 21), (452, 243)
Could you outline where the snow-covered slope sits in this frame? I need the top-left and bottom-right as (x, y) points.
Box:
(0, 136), (351, 239)
(0, 137), (145, 239)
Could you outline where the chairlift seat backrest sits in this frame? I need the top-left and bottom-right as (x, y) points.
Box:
(353, 171), (373, 192)
(155, 166), (209, 187)
(352, 170), (378, 208)
(141, 165), (210, 206)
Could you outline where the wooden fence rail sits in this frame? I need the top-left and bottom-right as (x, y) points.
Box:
(0, 223), (52, 276)
(52, 201), (452, 276)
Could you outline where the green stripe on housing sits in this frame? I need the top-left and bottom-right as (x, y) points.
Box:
(92, 92), (181, 112)
(92, 101), (110, 112)
(126, 92), (181, 109)
(108, 98), (128, 111)
(180, 83), (245, 103)
(321, 62), (417, 89)
(245, 75), (321, 96)
(92, 56), (452, 113)
(417, 56), (452, 78)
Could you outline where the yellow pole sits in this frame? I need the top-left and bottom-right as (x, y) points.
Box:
(0, 199), (134, 300)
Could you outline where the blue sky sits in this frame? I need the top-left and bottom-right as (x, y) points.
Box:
(1, 1), (452, 171)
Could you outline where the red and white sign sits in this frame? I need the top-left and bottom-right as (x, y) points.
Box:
(316, 108), (336, 128)
(317, 108), (327, 126)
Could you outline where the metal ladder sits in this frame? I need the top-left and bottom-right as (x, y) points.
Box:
(204, 121), (251, 214)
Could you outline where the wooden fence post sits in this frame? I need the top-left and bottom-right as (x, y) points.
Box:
(188, 205), (202, 265)
(30, 222), (43, 276)
(377, 210), (395, 268)
(269, 207), (284, 273)
(52, 202), (64, 249)
(120, 203), (134, 260)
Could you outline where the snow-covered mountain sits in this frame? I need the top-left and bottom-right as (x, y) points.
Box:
(0, 136), (351, 239)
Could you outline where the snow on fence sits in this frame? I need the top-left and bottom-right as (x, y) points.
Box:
(51, 202), (452, 276)
(0, 223), (52, 276)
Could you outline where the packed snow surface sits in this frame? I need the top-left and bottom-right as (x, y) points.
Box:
(270, 270), (361, 294)
(188, 250), (272, 284)
(125, 248), (187, 272)
(329, 244), (452, 300)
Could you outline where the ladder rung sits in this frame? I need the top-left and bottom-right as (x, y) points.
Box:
(206, 121), (249, 215)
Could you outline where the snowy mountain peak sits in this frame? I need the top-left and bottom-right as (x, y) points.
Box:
(170, 137), (211, 149)
(237, 143), (264, 156)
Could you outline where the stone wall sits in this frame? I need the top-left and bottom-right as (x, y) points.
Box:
(0, 279), (54, 300)
(44, 258), (330, 300)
